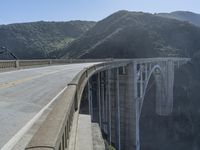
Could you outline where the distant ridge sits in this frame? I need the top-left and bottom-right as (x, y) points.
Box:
(157, 11), (200, 27)
(0, 21), (95, 59)
(56, 10), (200, 59)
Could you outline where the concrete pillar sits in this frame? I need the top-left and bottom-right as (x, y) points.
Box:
(110, 69), (117, 146)
(118, 67), (128, 150)
(104, 69), (111, 139)
(155, 61), (174, 116)
(166, 60), (174, 114)
(115, 68), (121, 150)
(87, 79), (93, 119)
(145, 63), (148, 81)
(90, 83), (93, 121)
(154, 68), (166, 115)
(88, 80), (91, 115)
(124, 62), (140, 150)
(140, 64), (143, 98)
(101, 72), (105, 132)
(97, 72), (102, 128)
(107, 69), (112, 144)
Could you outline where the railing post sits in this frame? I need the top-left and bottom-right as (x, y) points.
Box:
(49, 59), (52, 65)
(15, 60), (19, 68)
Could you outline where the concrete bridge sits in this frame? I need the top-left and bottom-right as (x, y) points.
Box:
(0, 58), (190, 150)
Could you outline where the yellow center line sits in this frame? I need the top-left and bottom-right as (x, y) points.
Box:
(0, 69), (69, 89)
(0, 74), (45, 89)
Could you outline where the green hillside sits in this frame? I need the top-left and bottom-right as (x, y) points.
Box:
(157, 11), (200, 27)
(0, 21), (95, 59)
(57, 11), (200, 59)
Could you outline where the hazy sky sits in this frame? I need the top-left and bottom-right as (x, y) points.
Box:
(0, 0), (199, 24)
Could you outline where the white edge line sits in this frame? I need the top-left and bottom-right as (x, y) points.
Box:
(1, 86), (68, 150)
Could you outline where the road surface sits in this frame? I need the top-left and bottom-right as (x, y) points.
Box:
(0, 63), (98, 149)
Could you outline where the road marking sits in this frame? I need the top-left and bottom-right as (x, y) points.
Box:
(0, 74), (45, 89)
(0, 68), (74, 90)
(1, 86), (68, 150)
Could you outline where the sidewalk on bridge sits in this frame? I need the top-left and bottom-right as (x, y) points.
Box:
(76, 114), (93, 150)
(75, 114), (106, 150)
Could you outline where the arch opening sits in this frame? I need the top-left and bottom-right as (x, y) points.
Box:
(139, 67), (173, 150)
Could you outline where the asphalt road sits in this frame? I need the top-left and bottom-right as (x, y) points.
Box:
(0, 63), (98, 149)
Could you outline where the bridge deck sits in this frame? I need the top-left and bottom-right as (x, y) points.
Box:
(0, 63), (98, 149)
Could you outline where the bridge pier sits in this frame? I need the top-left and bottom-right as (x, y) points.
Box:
(123, 63), (140, 150)
(84, 59), (186, 150)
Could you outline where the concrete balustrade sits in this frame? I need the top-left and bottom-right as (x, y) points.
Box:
(0, 59), (115, 70)
(0, 60), (16, 68)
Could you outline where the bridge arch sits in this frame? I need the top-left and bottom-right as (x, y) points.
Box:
(139, 64), (174, 150)
(139, 64), (167, 117)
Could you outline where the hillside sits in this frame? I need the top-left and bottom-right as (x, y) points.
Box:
(0, 21), (95, 59)
(157, 11), (200, 27)
(56, 10), (200, 59)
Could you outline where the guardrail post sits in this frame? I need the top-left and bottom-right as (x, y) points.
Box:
(49, 59), (52, 65)
(15, 60), (19, 68)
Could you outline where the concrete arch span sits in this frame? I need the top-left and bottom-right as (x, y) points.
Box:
(139, 64), (169, 117)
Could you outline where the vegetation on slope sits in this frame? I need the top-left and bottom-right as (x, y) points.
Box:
(157, 11), (200, 27)
(57, 11), (200, 59)
(0, 21), (95, 59)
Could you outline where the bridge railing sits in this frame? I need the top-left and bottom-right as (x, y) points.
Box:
(0, 59), (114, 69)
(0, 58), (191, 70)
(0, 60), (17, 68)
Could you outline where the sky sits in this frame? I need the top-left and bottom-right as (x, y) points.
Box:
(0, 0), (200, 25)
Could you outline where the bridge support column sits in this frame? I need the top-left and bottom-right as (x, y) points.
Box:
(109, 68), (121, 149)
(101, 72), (106, 133)
(165, 60), (174, 114)
(155, 61), (174, 115)
(87, 79), (93, 120)
(116, 68), (121, 150)
(124, 63), (140, 150)
(106, 69), (112, 144)
(97, 72), (102, 128)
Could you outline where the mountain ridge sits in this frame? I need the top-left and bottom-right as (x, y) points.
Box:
(157, 11), (200, 27)
(56, 10), (200, 59)
(0, 20), (95, 59)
